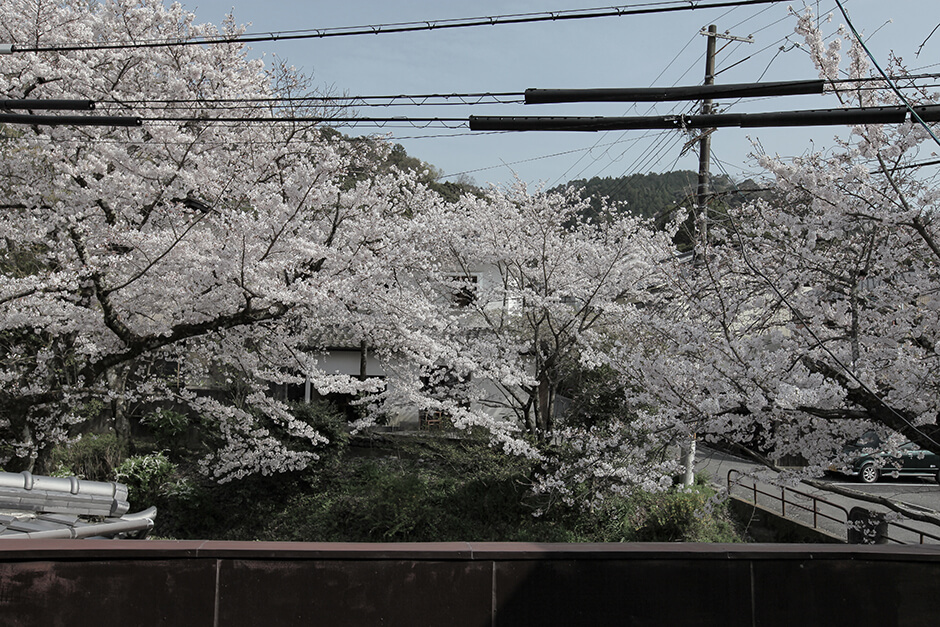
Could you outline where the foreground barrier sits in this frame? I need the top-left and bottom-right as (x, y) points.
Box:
(2, 541), (940, 626)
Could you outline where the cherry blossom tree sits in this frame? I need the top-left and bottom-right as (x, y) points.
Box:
(618, 9), (940, 475)
(373, 182), (682, 498)
(0, 1), (679, 498)
(0, 0), (426, 478)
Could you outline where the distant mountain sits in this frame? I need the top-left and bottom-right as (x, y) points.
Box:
(554, 171), (768, 250)
(363, 139), (769, 232)
(555, 171), (746, 222)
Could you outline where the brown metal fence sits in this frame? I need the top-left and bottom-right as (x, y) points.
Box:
(3, 540), (940, 626)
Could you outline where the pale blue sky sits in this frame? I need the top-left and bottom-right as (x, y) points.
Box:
(184, 1), (940, 188)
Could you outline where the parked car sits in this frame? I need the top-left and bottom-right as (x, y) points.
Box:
(832, 432), (940, 483)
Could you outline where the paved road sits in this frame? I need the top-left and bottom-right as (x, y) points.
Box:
(819, 476), (940, 513)
(695, 444), (940, 543)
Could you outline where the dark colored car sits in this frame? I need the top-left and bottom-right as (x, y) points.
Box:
(836, 433), (940, 483)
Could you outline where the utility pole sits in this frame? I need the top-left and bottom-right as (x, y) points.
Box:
(695, 24), (718, 255)
(683, 24), (752, 488)
(682, 25), (718, 489)
(693, 26), (754, 248)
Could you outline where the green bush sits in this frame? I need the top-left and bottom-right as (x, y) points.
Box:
(44, 433), (128, 481)
(141, 434), (743, 543)
(629, 476), (739, 543)
(115, 451), (177, 508)
(141, 408), (191, 448)
(253, 453), (561, 543)
(290, 400), (349, 451)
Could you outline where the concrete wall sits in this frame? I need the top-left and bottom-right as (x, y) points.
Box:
(2, 541), (940, 626)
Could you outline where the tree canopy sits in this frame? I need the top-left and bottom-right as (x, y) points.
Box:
(3, 2), (939, 509)
(614, 9), (940, 476)
(0, 0), (426, 478)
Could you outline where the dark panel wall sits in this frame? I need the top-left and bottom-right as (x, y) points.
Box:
(1, 541), (939, 627)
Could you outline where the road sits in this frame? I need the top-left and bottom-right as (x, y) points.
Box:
(818, 476), (940, 515)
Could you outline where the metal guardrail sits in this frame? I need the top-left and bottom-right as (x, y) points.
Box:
(728, 469), (850, 539)
(727, 469), (940, 544)
(882, 516), (940, 545)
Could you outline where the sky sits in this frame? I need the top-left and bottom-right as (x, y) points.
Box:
(180, 0), (940, 189)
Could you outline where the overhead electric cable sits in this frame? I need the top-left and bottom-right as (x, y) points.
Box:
(0, 113), (141, 126)
(107, 92), (526, 108)
(141, 116), (469, 129)
(86, 74), (940, 116)
(469, 104), (940, 131)
(524, 79), (825, 104)
(833, 0), (940, 149)
(0, 99), (94, 111)
(5, 0), (787, 53)
(437, 132), (674, 179)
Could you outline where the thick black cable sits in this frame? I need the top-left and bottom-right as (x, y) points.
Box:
(105, 92), (526, 108)
(0, 113), (141, 126)
(83, 74), (940, 117)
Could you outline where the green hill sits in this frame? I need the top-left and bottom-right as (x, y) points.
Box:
(557, 171), (744, 222)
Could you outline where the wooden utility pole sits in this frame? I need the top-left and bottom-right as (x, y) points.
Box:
(682, 25), (719, 489)
(695, 25), (753, 251)
(683, 24), (752, 488)
(696, 24), (718, 254)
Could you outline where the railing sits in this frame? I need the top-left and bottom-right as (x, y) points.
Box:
(727, 469), (940, 544)
(881, 517), (940, 545)
(727, 469), (850, 540)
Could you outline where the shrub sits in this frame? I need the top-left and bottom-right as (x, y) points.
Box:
(44, 433), (128, 481)
(140, 408), (191, 448)
(142, 436), (743, 543)
(629, 475), (739, 543)
(115, 451), (177, 508)
(290, 400), (349, 451)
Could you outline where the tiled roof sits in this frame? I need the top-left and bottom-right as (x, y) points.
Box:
(0, 471), (155, 539)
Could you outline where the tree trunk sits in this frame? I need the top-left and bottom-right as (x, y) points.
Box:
(537, 371), (555, 441)
(107, 367), (131, 440)
(359, 340), (368, 381)
(521, 393), (536, 437)
(680, 433), (696, 487)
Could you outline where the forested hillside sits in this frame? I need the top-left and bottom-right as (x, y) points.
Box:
(558, 171), (747, 221)
(382, 144), (761, 223)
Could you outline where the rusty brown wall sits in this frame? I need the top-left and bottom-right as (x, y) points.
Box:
(1, 541), (940, 626)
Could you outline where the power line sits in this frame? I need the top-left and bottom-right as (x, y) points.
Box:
(143, 116), (468, 129)
(78, 73), (940, 117)
(6, 1), (787, 53)
(833, 0), (940, 149)
(469, 104), (940, 131)
(438, 132), (673, 179)
(0, 113), (141, 127)
(1, 99), (94, 111)
(524, 79), (826, 104)
(106, 92), (526, 109)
